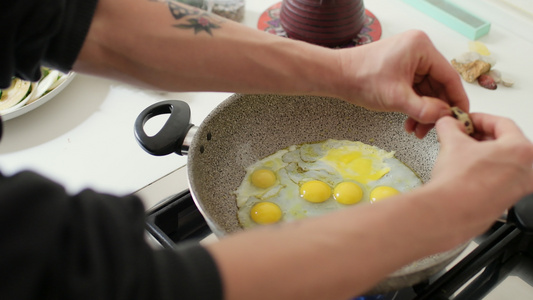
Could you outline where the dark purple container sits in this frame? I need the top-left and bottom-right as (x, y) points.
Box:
(280, 0), (366, 47)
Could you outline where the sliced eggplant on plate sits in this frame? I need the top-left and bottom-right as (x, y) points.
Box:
(0, 78), (32, 112)
(0, 68), (73, 119)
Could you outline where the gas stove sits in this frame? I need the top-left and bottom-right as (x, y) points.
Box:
(135, 167), (533, 299)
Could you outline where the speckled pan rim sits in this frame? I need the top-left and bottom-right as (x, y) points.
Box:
(186, 93), (464, 293)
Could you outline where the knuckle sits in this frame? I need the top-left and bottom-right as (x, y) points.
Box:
(511, 141), (533, 163)
(502, 117), (519, 128)
(406, 29), (429, 41)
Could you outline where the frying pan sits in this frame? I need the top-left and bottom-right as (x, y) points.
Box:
(134, 93), (468, 294)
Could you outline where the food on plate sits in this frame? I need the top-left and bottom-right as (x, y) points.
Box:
(234, 139), (423, 229)
(501, 79), (515, 87)
(451, 59), (491, 83)
(0, 68), (69, 115)
(468, 41), (491, 56)
(0, 78), (32, 111)
(451, 106), (474, 135)
(451, 41), (514, 90)
(454, 50), (496, 66)
(477, 74), (497, 90)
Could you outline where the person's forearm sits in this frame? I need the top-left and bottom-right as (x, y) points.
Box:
(75, 0), (343, 96)
(75, 0), (470, 140)
(206, 183), (474, 300)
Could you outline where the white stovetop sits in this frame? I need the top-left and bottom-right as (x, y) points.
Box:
(1, 0), (532, 200)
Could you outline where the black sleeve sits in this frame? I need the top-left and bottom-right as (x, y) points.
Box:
(0, 171), (223, 300)
(0, 0), (97, 88)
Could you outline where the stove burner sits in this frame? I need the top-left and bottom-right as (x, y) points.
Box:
(145, 190), (211, 248)
(349, 222), (533, 300)
(412, 222), (533, 300)
(145, 190), (533, 299)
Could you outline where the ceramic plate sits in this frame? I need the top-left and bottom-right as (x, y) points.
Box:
(0, 72), (76, 121)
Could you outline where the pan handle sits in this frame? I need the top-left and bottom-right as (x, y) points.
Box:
(506, 193), (533, 233)
(0, 114), (3, 143)
(134, 100), (194, 156)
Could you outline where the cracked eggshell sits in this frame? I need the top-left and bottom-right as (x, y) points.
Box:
(451, 106), (474, 135)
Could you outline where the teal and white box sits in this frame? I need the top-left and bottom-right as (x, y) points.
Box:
(402, 0), (491, 40)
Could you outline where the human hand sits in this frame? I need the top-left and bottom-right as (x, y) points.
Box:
(431, 113), (533, 235)
(335, 30), (468, 138)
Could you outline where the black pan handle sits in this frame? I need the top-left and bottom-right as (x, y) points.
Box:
(0, 114), (3, 143)
(507, 193), (533, 233)
(134, 100), (194, 156)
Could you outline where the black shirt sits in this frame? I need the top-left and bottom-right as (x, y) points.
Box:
(0, 0), (223, 299)
(0, 0), (95, 88)
(0, 171), (222, 300)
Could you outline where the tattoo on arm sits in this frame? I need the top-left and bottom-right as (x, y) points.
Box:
(151, 0), (224, 35)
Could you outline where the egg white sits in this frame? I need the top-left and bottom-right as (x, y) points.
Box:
(234, 139), (423, 229)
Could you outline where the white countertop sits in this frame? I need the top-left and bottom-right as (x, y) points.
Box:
(1, 0), (532, 197)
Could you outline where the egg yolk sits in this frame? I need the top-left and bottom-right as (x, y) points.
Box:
(370, 186), (400, 202)
(251, 169), (276, 189)
(322, 146), (391, 184)
(250, 202), (282, 224)
(300, 180), (331, 203)
(333, 182), (363, 205)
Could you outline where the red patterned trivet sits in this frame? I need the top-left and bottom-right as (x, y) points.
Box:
(257, 2), (382, 47)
